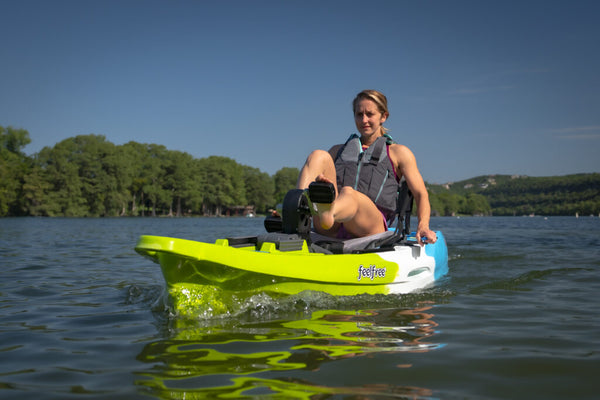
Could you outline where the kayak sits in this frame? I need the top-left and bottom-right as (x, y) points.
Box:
(135, 229), (448, 315)
(134, 187), (448, 316)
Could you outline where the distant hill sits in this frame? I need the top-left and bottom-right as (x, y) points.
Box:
(426, 173), (600, 216)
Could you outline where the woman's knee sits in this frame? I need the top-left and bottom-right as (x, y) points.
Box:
(338, 186), (355, 198)
(305, 149), (332, 166)
(298, 150), (336, 189)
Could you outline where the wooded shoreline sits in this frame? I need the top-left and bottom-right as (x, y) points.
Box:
(2, 127), (599, 218)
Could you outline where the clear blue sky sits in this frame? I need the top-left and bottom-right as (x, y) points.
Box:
(2, 0), (599, 183)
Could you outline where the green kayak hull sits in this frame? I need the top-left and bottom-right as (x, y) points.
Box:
(135, 232), (448, 316)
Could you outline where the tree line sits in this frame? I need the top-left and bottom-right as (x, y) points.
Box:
(2, 126), (598, 218)
(1, 126), (298, 217)
(427, 173), (600, 216)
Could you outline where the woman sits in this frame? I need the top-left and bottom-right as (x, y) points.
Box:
(297, 89), (437, 245)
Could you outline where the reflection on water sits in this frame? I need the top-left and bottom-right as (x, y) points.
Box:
(4, 217), (596, 398)
(135, 302), (442, 398)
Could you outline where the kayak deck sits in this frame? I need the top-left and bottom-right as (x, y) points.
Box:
(135, 231), (448, 301)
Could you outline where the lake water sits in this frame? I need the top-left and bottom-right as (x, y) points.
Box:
(1, 216), (598, 399)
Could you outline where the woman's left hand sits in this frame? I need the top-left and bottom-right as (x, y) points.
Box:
(416, 228), (437, 246)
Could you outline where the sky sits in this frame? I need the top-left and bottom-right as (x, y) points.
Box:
(1, 0), (599, 184)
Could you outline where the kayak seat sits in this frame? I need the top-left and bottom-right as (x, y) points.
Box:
(310, 230), (397, 254)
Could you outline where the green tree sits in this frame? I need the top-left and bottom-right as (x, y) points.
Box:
(460, 193), (491, 216)
(273, 167), (299, 205)
(0, 125), (31, 154)
(121, 141), (150, 216)
(184, 158), (205, 215)
(106, 143), (137, 216)
(34, 139), (88, 216)
(244, 167), (274, 214)
(21, 163), (55, 216)
(198, 156), (247, 215)
(72, 135), (120, 216)
(434, 192), (464, 216)
(142, 144), (169, 216)
(164, 150), (201, 216)
(0, 126), (31, 216)
(32, 135), (119, 216)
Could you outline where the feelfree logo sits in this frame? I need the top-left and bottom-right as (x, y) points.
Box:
(357, 264), (386, 281)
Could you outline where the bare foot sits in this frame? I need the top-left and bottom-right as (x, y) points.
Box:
(315, 203), (334, 230)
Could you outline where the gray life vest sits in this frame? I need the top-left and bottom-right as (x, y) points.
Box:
(334, 134), (400, 224)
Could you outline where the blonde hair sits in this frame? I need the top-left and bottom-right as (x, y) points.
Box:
(352, 90), (390, 133)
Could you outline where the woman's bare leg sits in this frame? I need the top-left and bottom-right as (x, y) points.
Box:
(297, 150), (386, 238)
(297, 150), (340, 235)
(297, 150), (337, 190)
(319, 186), (386, 237)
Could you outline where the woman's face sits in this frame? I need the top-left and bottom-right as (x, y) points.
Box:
(354, 99), (387, 138)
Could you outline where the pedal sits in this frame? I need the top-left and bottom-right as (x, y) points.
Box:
(308, 181), (336, 203)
